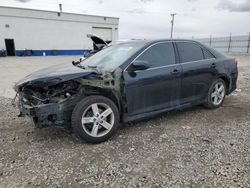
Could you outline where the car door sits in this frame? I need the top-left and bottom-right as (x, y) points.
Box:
(175, 41), (218, 104)
(123, 42), (182, 116)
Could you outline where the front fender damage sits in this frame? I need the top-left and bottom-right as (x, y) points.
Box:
(15, 68), (124, 128)
(76, 68), (124, 114)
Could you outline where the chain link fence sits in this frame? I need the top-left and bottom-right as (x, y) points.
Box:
(195, 34), (250, 53)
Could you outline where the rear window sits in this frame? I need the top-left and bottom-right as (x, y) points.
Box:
(203, 49), (215, 59)
(176, 42), (204, 63)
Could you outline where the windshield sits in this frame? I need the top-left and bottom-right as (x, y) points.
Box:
(80, 42), (145, 70)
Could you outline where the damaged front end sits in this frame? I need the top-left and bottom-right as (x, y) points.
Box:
(13, 65), (123, 129)
(14, 80), (82, 128)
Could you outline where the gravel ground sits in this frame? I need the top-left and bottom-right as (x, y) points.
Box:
(0, 55), (250, 187)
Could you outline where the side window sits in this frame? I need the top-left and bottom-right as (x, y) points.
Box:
(176, 42), (203, 63)
(203, 49), (215, 59)
(137, 43), (176, 68)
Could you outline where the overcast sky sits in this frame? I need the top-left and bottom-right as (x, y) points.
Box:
(1, 0), (250, 39)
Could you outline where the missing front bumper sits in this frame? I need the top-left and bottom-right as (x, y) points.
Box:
(19, 102), (65, 128)
(13, 93), (67, 128)
(14, 93), (81, 128)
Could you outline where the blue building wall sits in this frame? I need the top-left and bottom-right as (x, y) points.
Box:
(15, 49), (87, 56)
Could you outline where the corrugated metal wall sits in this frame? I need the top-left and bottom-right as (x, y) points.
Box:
(196, 34), (250, 53)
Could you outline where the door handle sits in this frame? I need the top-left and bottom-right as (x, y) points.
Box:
(171, 69), (180, 75)
(211, 63), (216, 68)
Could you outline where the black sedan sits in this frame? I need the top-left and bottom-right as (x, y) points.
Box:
(14, 39), (238, 143)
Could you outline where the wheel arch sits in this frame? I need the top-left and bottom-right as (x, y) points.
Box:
(217, 74), (230, 94)
(82, 86), (123, 118)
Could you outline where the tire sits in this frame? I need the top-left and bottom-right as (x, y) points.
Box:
(204, 78), (226, 109)
(71, 95), (120, 143)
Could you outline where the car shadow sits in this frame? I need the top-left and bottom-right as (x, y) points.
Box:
(28, 104), (206, 144)
(29, 98), (246, 145)
(121, 104), (206, 129)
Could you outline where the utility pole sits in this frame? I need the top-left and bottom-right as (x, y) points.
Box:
(59, 4), (62, 12)
(209, 35), (212, 47)
(170, 13), (177, 39)
(58, 4), (62, 16)
(228, 32), (232, 53)
(247, 32), (250, 53)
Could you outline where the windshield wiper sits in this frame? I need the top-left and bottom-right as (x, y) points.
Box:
(78, 65), (87, 69)
(86, 65), (101, 74)
(87, 65), (97, 68)
(72, 60), (81, 66)
(73, 62), (101, 74)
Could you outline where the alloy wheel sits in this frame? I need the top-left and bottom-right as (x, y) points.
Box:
(211, 82), (225, 106)
(81, 103), (115, 137)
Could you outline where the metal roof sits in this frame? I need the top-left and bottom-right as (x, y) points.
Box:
(0, 5), (119, 20)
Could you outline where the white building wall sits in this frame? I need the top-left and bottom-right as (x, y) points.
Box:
(0, 6), (119, 55)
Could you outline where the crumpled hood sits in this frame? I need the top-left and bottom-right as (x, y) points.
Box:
(15, 62), (95, 89)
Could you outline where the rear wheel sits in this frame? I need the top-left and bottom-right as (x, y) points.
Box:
(71, 96), (120, 143)
(204, 79), (226, 109)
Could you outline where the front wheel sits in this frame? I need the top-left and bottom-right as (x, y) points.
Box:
(204, 78), (226, 109)
(71, 96), (120, 143)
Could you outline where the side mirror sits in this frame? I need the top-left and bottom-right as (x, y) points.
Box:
(130, 60), (150, 71)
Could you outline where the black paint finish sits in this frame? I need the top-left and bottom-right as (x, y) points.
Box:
(121, 40), (237, 122)
(14, 39), (238, 127)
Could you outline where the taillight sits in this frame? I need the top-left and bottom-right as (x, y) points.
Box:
(234, 59), (239, 65)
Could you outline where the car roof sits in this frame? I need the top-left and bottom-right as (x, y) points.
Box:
(114, 39), (201, 45)
(114, 39), (225, 59)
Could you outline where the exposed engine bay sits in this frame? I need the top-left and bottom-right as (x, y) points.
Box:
(14, 67), (123, 128)
(17, 81), (79, 106)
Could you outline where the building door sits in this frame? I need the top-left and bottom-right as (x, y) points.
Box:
(5, 39), (16, 56)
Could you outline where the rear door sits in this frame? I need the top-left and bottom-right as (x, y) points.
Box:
(123, 42), (182, 116)
(176, 41), (217, 104)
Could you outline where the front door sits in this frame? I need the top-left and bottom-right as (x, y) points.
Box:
(5, 39), (15, 56)
(123, 42), (182, 116)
